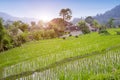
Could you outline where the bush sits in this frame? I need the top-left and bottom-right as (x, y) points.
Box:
(48, 29), (57, 38)
(118, 25), (120, 28)
(75, 35), (78, 38)
(69, 34), (72, 37)
(32, 31), (43, 40)
(116, 31), (120, 35)
(63, 37), (66, 40)
(78, 21), (90, 34)
(98, 29), (110, 35)
(0, 19), (13, 51)
(20, 33), (29, 43)
(2, 36), (13, 51)
(13, 36), (22, 47)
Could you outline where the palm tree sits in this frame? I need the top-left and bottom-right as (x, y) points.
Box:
(59, 8), (72, 21)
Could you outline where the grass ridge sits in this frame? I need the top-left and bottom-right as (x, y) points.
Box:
(1, 44), (120, 80)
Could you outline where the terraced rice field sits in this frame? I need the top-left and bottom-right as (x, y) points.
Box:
(0, 29), (120, 80)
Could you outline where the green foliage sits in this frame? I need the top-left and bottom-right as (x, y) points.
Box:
(98, 29), (110, 35)
(59, 8), (72, 21)
(115, 31), (120, 35)
(19, 23), (29, 32)
(47, 29), (57, 38)
(12, 21), (21, 27)
(85, 16), (100, 30)
(0, 18), (12, 51)
(2, 21), (29, 50)
(37, 20), (44, 28)
(0, 29), (120, 79)
(99, 25), (107, 30)
(98, 26), (110, 35)
(85, 16), (94, 24)
(75, 35), (78, 38)
(48, 18), (66, 36)
(32, 31), (43, 40)
(19, 32), (29, 43)
(12, 32), (29, 47)
(78, 20), (90, 34)
(107, 18), (114, 28)
(92, 20), (100, 28)
(9, 26), (18, 35)
(31, 29), (57, 40)
(118, 25), (120, 28)
(31, 21), (36, 27)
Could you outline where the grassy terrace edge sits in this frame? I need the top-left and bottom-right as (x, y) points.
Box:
(1, 44), (120, 80)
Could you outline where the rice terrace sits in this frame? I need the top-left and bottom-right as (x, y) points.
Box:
(0, 0), (120, 80)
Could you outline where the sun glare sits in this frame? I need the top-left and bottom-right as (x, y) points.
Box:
(40, 16), (51, 22)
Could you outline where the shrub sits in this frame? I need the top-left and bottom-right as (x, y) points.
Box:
(116, 31), (120, 35)
(2, 35), (13, 51)
(19, 33), (29, 43)
(32, 31), (42, 40)
(98, 29), (110, 35)
(78, 21), (90, 34)
(118, 25), (120, 28)
(48, 29), (57, 38)
(69, 34), (72, 37)
(63, 37), (66, 40)
(75, 35), (78, 38)
(13, 36), (22, 47)
(0, 19), (13, 51)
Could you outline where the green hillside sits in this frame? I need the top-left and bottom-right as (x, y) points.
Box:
(0, 29), (120, 80)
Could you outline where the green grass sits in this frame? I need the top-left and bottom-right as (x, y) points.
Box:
(0, 28), (120, 79)
(20, 47), (120, 80)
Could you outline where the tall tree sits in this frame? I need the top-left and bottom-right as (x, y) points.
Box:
(85, 16), (94, 25)
(0, 18), (5, 51)
(48, 18), (67, 36)
(13, 21), (22, 27)
(19, 23), (29, 32)
(92, 20), (100, 29)
(59, 8), (72, 21)
(107, 18), (114, 28)
(78, 20), (90, 34)
(0, 18), (12, 51)
(37, 20), (44, 29)
(31, 21), (36, 27)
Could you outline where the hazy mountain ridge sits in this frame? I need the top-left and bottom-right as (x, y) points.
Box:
(71, 18), (83, 25)
(1, 4), (120, 25)
(0, 12), (38, 23)
(71, 4), (120, 26)
(94, 4), (120, 25)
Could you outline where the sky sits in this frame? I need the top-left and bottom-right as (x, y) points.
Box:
(0, 0), (120, 21)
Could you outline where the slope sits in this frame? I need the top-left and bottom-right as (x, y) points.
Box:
(94, 4), (120, 25)
(0, 29), (120, 79)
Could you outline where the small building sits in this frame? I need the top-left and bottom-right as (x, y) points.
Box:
(86, 23), (99, 32)
(65, 26), (83, 36)
(65, 26), (81, 32)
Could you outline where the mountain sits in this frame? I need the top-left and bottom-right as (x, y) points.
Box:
(0, 12), (38, 23)
(71, 4), (120, 26)
(71, 17), (85, 25)
(94, 4), (120, 26)
(71, 18), (81, 25)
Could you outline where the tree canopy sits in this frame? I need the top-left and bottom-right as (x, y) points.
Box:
(59, 8), (72, 21)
